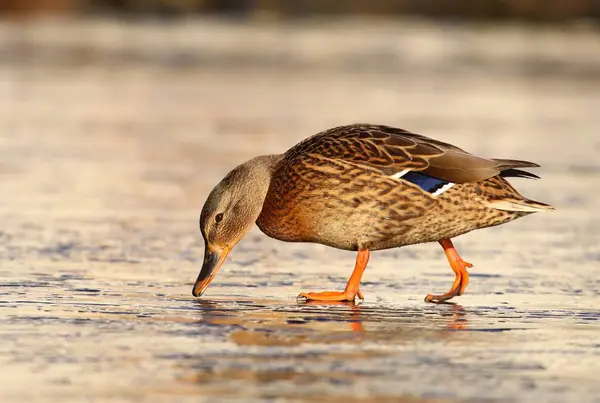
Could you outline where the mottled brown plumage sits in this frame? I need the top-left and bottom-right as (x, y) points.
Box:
(193, 124), (553, 303)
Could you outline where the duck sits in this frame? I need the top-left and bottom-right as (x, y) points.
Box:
(192, 123), (553, 303)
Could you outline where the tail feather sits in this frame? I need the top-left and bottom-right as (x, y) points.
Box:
(493, 159), (540, 170)
(500, 168), (540, 180)
(487, 199), (555, 213)
(485, 160), (553, 213)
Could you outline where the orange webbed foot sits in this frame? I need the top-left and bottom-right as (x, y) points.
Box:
(425, 288), (460, 303)
(297, 290), (364, 302)
(425, 239), (473, 303)
(298, 250), (369, 303)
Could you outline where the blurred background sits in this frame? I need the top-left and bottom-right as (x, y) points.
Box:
(1, 0), (600, 20)
(1, 0), (598, 222)
(1, 1), (600, 403)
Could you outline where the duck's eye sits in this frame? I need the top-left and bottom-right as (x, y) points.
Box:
(215, 213), (224, 223)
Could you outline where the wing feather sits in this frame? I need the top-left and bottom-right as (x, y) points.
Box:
(285, 124), (540, 184)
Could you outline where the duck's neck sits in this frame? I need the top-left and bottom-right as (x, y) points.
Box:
(247, 154), (284, 177)
(251, 154), (295, 240)
(231, 154), (283, 210)
(241, 154), (283, 189)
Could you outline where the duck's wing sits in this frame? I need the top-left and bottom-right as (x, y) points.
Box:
(286, 123), (539, 184)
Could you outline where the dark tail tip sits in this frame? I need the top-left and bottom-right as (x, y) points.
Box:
(500, 168), (540, 180)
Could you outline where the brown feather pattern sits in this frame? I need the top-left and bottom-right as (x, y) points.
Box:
(285, 123), (538, 184)
(255, 123), (552, 252)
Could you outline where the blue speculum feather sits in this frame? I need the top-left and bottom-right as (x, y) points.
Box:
(402, 172), (451, 194)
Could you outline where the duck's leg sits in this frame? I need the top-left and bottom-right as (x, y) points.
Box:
(425, 239), (473, 303)
(298, 249), (370, 302)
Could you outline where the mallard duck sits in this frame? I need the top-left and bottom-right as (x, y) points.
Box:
(193, 124), (553, 303)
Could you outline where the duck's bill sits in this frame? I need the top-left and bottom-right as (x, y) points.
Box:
(192, 245), (230, 297)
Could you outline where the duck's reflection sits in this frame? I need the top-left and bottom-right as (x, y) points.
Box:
(300, 299), (365, 332)
(183, 299), (472, 393)
(446, 303), (468, 330)
(299, 299), (468, 332)
(193, 297), (469, 346)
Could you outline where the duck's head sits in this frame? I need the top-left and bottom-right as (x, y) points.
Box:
(192, 155), (280, 297)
